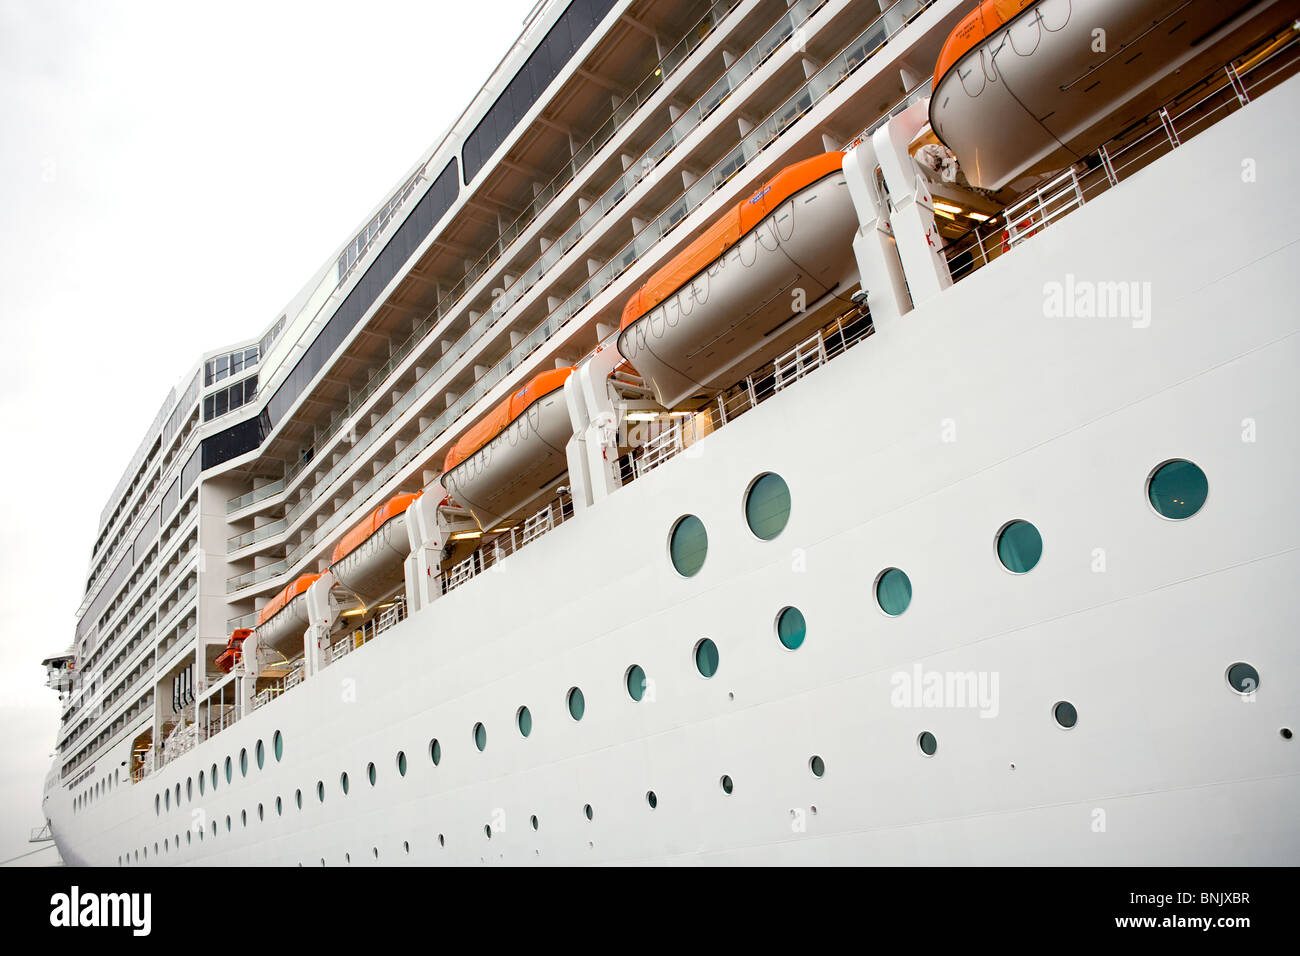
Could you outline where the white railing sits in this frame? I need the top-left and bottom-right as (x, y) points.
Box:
(441, 498), (575, 595)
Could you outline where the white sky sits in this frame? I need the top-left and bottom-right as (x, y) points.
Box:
(0, 0), (539, 866)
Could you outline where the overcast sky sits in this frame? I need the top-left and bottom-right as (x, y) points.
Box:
(0, 0), (539, 866)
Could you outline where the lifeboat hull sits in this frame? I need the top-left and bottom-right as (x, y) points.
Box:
(442, 389), (573, 532)
(256, 598), (310, 657)
(329, 514), (411, 603)
(930, 0), (1263, 190)
(617, 170), (858, 409)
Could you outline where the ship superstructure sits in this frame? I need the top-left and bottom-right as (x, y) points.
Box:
(43, 0), (1300, 865)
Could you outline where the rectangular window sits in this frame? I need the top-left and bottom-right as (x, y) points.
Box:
(229, 383), (243, 411)
(203, 395), (215, 421)
(245, 347), (258, 366)
(230, 352), (243, 376)
(215, 390), (228, 417)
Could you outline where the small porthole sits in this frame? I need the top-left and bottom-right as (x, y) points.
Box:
(473, 723), (487, 751)
(584, 803), (594, 820)
(517, 707), (532, 737)
(211, 763), (219, 790)
(694, 638), (719, 678)
(397, 751), (407, 776)
(531, 815), (539, 831)
(626, 665), (647, 702)
(404, 841), (410, 854)
(225, 815), (231, 832)
(669, 514), (708, 577)
(256, 739), (265, 769)
(875, 568), (912, 616)
(1281, 728), (1293, 741)
(646, 791), (658, 809)
(164, 790), (169, 811)
(809, 755), (825, 777)
(567, 687), (586, 721)
(438, 834), (445, 847)
(745, 472), (791, 540)
(1147, 459), (1208, 519)
(918, 732), (938, 756)
(776, 606), (806, 650)
(186, 777), (192, 801)
(257, 803), (264, 821)
(276, 797), (283, 816)
(295, 789), (302, 809)
(485, 825), (492, 839)
(316, 781), (325, 803)
(240, 748), (248, 777)
(1053, 701), (1078, 729)
(430, 738), (443, 765)
(367, 763), (376, 786)
(154, 795), (159, 816)
(224, 757), (232, 784)
(997, 520), (1042, 573)
(241, 809), (247, 827)
(1226, 662), (1260, 695)
(341, 772), (350, 795)
(273, 730), (283, 761)
(720, 775), (734, 794)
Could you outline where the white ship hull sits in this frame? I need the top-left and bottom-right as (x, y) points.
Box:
(47, 76), (1300, 865)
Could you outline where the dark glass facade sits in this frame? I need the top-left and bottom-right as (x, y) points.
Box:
(461, 0), (618, 184)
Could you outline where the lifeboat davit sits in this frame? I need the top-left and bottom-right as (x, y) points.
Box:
(617, 152), (858, 409)
(255, 573), (319, 656)
(930, 0), (1263, 190)
(215, 629), (250, 674)
(442, 367), (576, 532)
(329, 491), (421, 603)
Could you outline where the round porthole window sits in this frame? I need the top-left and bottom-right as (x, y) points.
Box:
(875, 568), (912, 616)
(273, 731), (283, 761)
(517, 706), (533, 737)
(567, 687), (586, 721)
(1226, 662), (1260, 695)
(745, 473), (791, 540)
(1053, 701), (1078, 729)
(809, 755), (825, 777)
(473, 723), (487, 752)
(256, 739), (265, 770)
(1148, 459), (1208, 519)
(997, 520), (1043, 573)
(918, 732), (938, 756)
(397, 751), (407, 776)
(669, 515), (708, 577)
(777, 606), (806, 650)
(694, 639), (719, 678)
(430, 738), (442, 765)
(626, 665), (647, 702)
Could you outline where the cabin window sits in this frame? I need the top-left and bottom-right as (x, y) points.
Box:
(1053, 702), (1078, 729)
(918, 732), (938, 757)
(776, 607), (807, 650)
(473, 723), (487, 752)
(256, 739), (265, 769)
(720, 775), (734, 794)
(809, 755), (826, 777)
(694, 639), (719, 678)
(273, 730), (283, 761)
(367, 763), (376, 786)
(397, 751), (407, 777)
(876, 568), (913, 616)
(625, 665), (647, 702)
(1227, 662), (1260, 696)
(517, 707), (533, 737)
(745, 473), (791, 540)
(997, 520), (1042, 573)
(669, 515), (708, 577)
(567, 687), (586, 721)
(430, 738), (443, 765)
(1148, 459), (1208, 519)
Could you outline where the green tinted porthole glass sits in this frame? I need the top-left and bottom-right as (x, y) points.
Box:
(876, 568), (912, 616)
(918, 732), (938, 756)
(1227, 662), (1260, 695)
(340, 772), (350, 795)
(397, 751), (407, 776)
(1148, 459), (1208, 519)
(316, 781), (324, 803)
(240, 749), (248, 777)
(745, 473), (791, 540)
(777, 606), (807, 650)
(584, 804), (594, 821)
(164, 790), (169, 811)
(646, 791), (657, 809)
(1053, 701), (1078, 728)
(276, 797), (282, 816)
(295, 789), (302, 809)
(224, 757), (232, 784)
(473, 723), (487, 751)
(626, 665), (646, 702)
(669, 515), (708, 577)
(517, 707), (532, 737)
(198, 771), (205, 796)
(809, 755), (825, 777)
(430, 738), (442, 765)
(720, 775), (734, 794)
(367, 763), (376, 786)
(256, 740), (265, 770)
(997, 520), (1043, 573)
(695, 639), (719, 678)
(273, 731), (283, 761)
(186, 778), (192, 801)
(567, 687), (585, 721)
(211, 763), (218, 790)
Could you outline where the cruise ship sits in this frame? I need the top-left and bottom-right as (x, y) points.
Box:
(38, 0), (1300, 866)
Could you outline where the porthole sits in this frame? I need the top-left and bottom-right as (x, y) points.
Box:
(776, 606), (807, 650)
(175, 783), (181, 805)
(397, 751), (407, 777)
(186, 777), (192, 801)
(485, 825), (492, 839)
(211, 763), (219, 790)
(340, 772), (350, 795)
(257, 803), (264, 821)
(1053, 701), (1078, 729)
(694, 638), (719, 678)
(1147, 459), (1208, 519)
(567, 687), (586, 721)
(745, 472), (791, 540)
(809, 755), (825, 777)
(276, 797), (283, 816)
(720, 775), (734, 794)
(295, 789), (302, 809)
(186, 831), (191, 846)
(430, 738), (443, 765)
(669, 514), (708, 577)
(625, 665), (647, 702)
(241, 809), (247, 827)
(256, 739), (265, 769)
(997, 520), (1042, 573)
(473, 723), (487, 751)
(1226, 662), (1260, 695)
(530, 815), (539, 831)
(438, 834), (445, 847)
(875, 567), (912, 616)
(154, 794), (159, 816)
(367, 763), (376, 786)
(517, 707), (532, 737)
(583, 803), (594, 821)
(239, 748), (248, 777)
(646, 791), (658, 809)
(918, 732), (938, 756)
(316, 781), (325, 803)
(164, 790), (169, 811)
(273, 730), (283, 761)
(224, 757), (232, 784)
(404, 841), (410, 854)
(225, 815), (231, 832)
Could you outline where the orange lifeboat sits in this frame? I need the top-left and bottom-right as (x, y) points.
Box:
(215, 629), (251, 674)
(442, 367), (576, 532)
(328, 491), (422, 602)
(617, 152), (858, 408)
(929, 0), (1262, 190)
(255, 573), (319, 654)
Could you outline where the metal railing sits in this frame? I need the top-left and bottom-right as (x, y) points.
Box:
(441, 497), (575, 595)
(944, 42), (1300, 283)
